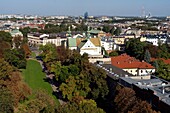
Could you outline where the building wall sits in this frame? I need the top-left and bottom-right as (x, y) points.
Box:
(80, 39), (102, 55)
(123, 68), (138, 75)
(113, 38), (125, 44)
(146, 38), (167, 46)
(123, 68), (155, 76)
(101, 41), (113, 51)
(80, 46), (101, 55)
(130, 75), (151, 80)
(89, 58), (111, 63)
(138, 69), (155, 75)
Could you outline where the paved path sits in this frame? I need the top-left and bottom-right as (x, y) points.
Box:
(37, 59), (66, 105)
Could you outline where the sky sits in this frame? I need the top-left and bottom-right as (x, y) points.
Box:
(0, 0), (169, 17)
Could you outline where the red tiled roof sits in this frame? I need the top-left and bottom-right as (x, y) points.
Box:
(151, 58), (170, 65)
(111, 54), (155, 69)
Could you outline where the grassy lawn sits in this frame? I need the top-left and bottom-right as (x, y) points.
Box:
(22, 59), (59, 105)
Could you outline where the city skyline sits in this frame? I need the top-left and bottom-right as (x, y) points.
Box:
(0, 0), (170, 16)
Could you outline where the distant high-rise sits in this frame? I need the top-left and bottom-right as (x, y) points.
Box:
(84, 12), (88, 19)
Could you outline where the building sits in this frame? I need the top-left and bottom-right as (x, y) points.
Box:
(101, 36), (114, 51)
(10, 29), (23, 37)
(28, 33), (67, 47)
(119, 75), (170, 113)
(68, 37), (103, 58)
(97, 59), (170, 113)
(112, 34), (135, 45)
(111, 54), (155, 76)
(142, 34), (169, 46)
(87, 29), (106, 38)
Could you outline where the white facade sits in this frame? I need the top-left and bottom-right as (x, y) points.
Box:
(101, 40), (114, 51)
(123, 68), (155, 76)
(146, 38), (167, 46)
(28, 33), (66, 47)
(80, 39), (101, 56)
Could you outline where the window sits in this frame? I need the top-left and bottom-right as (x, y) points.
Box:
(141, 70), (143, 73)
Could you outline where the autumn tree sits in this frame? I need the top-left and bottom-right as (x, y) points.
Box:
(57, 98), (105, 113)
(0, 87), (14, 113)
(114, 87), (158, 113)
(17, 90), (56, 113)
(0, 59), (31, 107)
(114, 87), (137, 113)
(128, 100), (158, 113)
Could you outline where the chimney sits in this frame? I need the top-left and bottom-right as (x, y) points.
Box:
(162, 86), (165, 94)
(110, 68), (112, 72)
(162, 83), (166, 94)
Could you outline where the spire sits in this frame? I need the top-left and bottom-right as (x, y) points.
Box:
(67, 26), (72, 37)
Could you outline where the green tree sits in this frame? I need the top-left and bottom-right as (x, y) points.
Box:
(125, 38), (146, 60)
(156, 60), (170, 81)
(109, 51), (119, 57)
(3, 49), (26, 69)
(114, 27), (121, 36)
(20, 27), (30, 37)
(85, 66), (109, 99)
(103, 25), (110, 33)
(68, 64), (79, 76)
(59, 75), (90, 101)
(0, 31), (12, 44)
(17, 90), (56, 113)
(57, 98), (105, 113)
(144, 49), (151, 63)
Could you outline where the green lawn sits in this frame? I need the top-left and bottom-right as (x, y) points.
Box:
(22, 59), (59, 105)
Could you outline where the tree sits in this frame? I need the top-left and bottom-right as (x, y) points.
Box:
(128, 100), (158, 113)
(125, 38), (146, 60)
(109, 51), (119, 57)
(57, 98), (105, 113)
(0, 59), (31, 107)
(68, 64), (79, 76)
(158, 44), (170, 59)
(17, 90), (56, 113)
(114, 87), (137, 113)
(85, 66), (109, 100)
(114, 27), (121, 36)
(0, 87), (14, 113)
(144, 49), (151, 63)
(59, 75), (90, 101)
(114, 87), (158, 113)
(59, 76), (77, 101)
(156, 60), (170, 81)
(3, 49), (27, 69)
(22, 43), (31, 58)
(103, 25), (110, 33)
(19, 27), (30, 37)
(13, 36), (22, 49)
(0, 31), (12, 44)
(151, 60), (159, 70)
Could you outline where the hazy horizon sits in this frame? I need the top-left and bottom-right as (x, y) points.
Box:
(0, 0), (170, 17)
